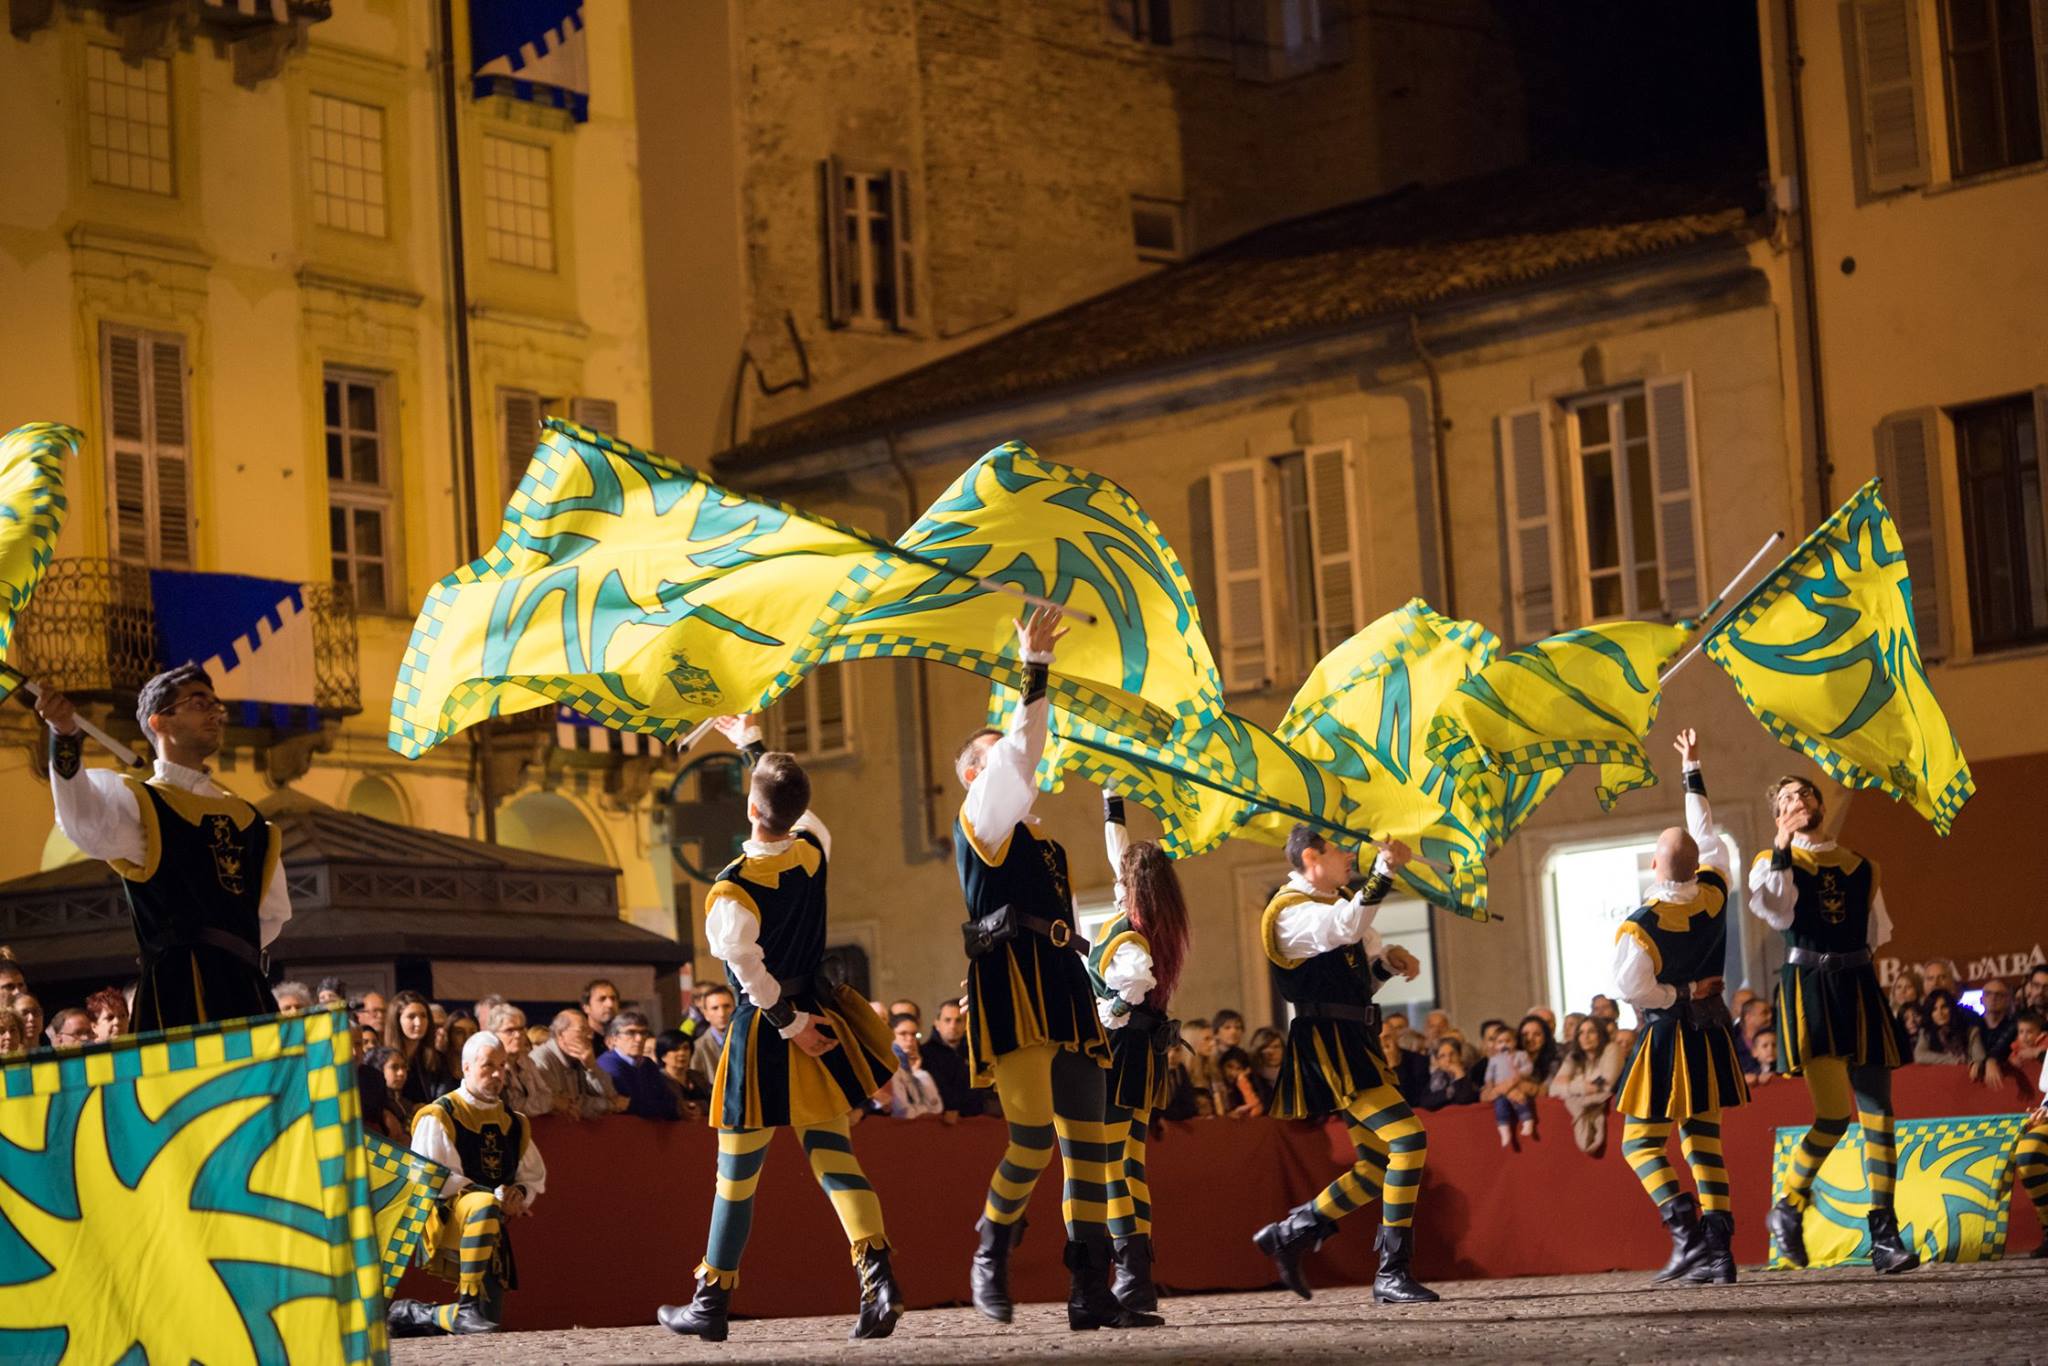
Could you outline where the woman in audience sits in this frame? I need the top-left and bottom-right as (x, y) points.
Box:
(1550, 1015), (1623, 1153)
(443, 1011), (479, 1064)
(1219, 1046), (1264, 1117)
(1915, 988), (1989, 1076)
(363, 1045), (415, 1136)
(1247, 1026), (1285, 1109)
(1888, 967), (1924, 1019)
(0, 1005), (25, 1057)
(85, 987), (130, 1042)
(1420, 1038), (1479, 1110)
(384, 989), (452, 1109)
(1516, 1013), (1562, 1087)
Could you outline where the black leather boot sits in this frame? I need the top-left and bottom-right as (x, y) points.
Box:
(1371, 1224), (1440, 1304)
(1867, 1207), (1921, 1275)
(446, 1292), (499, 1335)
(1654, 1192), (1706, 1283)
(1767, 1196), (1809, 1268)
(1253, 1201), (1338, 1300)
(850, 1245), (905, 1341)
(1111, 1233), (1158, 1313)
(384, 1298), (438, 1338)
(1064, 1237), (1165, 1330)
(970, 1215), (1023, 1324)
(1686, 1211), (1737, 1285)
(657, 1275), (731, 1341)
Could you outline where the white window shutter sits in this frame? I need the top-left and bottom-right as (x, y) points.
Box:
(501, 388), (543, 498)
(569, 395), (619, 437)
(149, 334), (191, 568)
(890, 167), (918, 329)
(1644, 373), (1704, 619)
(102, 328), (152, 563)
(1854, 0), (1930, 193)
(1302, 441), (1364, 653)
(816, 663), (850, 753)
(821, 156), (850, 327)
(1208, 458), (1274, 691)
(1876, 408), (1947, 660)
(1498, 405), (1559, 641)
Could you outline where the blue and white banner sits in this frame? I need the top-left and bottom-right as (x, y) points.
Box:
(471, 0), (589, 123)
(151, 571), (320, 730)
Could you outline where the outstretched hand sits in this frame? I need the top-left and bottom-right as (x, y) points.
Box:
(1015, 604), (1068, 661)
(1375, 838), (1412, 871)
(1673, 727), (1700, 765)
(711, 714), (760, 745)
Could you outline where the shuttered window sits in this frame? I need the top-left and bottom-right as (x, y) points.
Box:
(1211, 443), (1365, 689)
(822, 158), (919, 331)
(1565, 379), (1702, 624)
(1208, 457), (1277, 692)
(1938, 0), (2047, 177)
(1877, 408), (1950, 659)
(1949, 394), (2047, 651)
(325, 368), (399, 612)
(771, 663), (853, 759)
(569, 395), (619, 438)
(1855, 0), (1934, 192)
(1498, 404), (1558, 641)
(500, 388), (544, 500)
(101, 324), (192, 567)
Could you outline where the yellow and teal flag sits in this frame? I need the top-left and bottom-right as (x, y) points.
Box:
(364, 1131), (448, 1299)
(825, 441), (1229, 736)
(0, 1007), (387, 1364)
(1703, 479), (1974, 835)
(389, 418), (888, 757)
(1766, 1115), (2024, 1267)
(1278, 600), (1563, 919)
(0, 422), (78, 704)
(1426, 619), (1691, 810)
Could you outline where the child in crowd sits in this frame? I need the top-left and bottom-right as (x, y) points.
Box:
(1481, 1026), (1534, 1144)
(1749, 1030), (1778, 1084)
(1218, 1046), (1264, 1118)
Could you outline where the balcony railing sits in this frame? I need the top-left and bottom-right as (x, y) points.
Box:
(12, 558), (361, 717)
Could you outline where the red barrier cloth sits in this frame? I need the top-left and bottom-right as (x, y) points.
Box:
(397, 1065), (2041, 1330)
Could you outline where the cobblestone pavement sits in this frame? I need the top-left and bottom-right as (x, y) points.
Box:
(390, 1261), (2047, 1365)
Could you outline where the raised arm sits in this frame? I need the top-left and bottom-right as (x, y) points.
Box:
(1103, 785), (1131, 908)
(961, 607), (1065, 845)
(1673, 730), (1726, 878)
(714, 713), (831, 859)
(1272, 846), (1400, 964)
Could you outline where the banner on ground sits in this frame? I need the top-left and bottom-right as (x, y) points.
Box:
(0, 422), (76, 706)
(0, 1007), (387, 1364)
(1766, 1114), (2024, 1268)
(1704, 478), (1974, 835)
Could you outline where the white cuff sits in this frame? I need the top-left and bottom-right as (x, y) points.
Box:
(732, 721), (765, 748)
(775, 1010), (812, 1040)
(1022, 648), (1054, 665)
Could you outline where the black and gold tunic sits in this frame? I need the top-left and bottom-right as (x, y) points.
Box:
(416, 1089), (531, 1287)
(956, 812), (1109, 1086)
(1758, 845), (1907, 1073)
(707, 829), (898, 1129)
(1615, 869), (1750, 1119)
(110, 775), (280, 1031)
(1086, 911), (1171, 1111)
(1259, 875), (1397, 1120)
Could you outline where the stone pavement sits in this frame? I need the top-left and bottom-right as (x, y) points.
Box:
(390, 1260), (2047, 1364)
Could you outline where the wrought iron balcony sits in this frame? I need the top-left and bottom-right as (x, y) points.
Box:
(11, 557), (360, 717)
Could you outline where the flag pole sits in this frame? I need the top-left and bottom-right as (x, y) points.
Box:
(0, 662), (147, 768)
(1065, 733), (1450, 872)
(1660, 530), (1785, 684)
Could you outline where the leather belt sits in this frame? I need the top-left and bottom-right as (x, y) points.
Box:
(1019, 911), (1088, 953)
(1787, 946), (1872, 972)
(142, 925), (262, 971)
(1295, 1002), (1382, 1029)
(774, 972), (832, 1000)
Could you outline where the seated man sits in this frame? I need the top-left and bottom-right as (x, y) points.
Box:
(388, 1032), (547, 1336)
(529, 1007), (625, 1119)
(596, 1010), (680, 1119)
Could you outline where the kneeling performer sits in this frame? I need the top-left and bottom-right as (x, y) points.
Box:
(1612, 728), (1749, 1285)
(659, 718), (906, 1342)
(1252, 826), (1436, 1304)
(388, 1032), (546, 1336)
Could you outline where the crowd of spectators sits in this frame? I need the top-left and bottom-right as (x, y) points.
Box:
(4, 943), (2043, 1159)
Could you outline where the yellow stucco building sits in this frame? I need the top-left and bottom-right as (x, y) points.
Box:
(0, 0), (674, 1007)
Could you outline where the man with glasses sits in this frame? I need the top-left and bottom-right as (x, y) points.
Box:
(36, 664), (291, 1031)
(1979, 979), (2018, 1086)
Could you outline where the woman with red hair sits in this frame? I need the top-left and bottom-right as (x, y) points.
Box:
(1087, 786), (1192, 1318)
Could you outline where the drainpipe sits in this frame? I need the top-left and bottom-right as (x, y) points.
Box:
(886, 435), (948, 855)
(1408, 314), (1457, 615)
(1784, 0), (1832, 517)
(435, 0), (492, 839)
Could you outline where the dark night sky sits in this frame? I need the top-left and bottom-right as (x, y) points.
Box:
(1498, 1), (1769, 169)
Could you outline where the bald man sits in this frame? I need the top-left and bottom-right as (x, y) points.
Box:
(1611, 729), (1749, 1286)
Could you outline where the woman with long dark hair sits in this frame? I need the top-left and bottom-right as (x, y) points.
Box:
(385, 989), (453, 1108)
(1087, 787), (1193, 1317)
(1913, 988), (1987, 1071)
